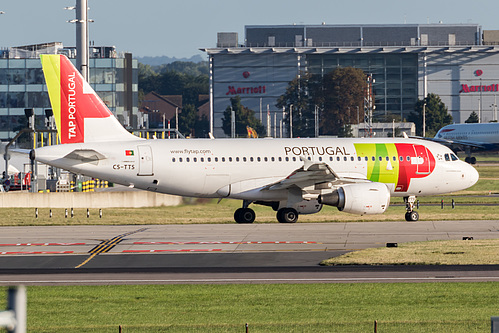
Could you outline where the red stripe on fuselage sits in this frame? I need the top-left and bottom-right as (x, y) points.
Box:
(394, 143), (435, 192)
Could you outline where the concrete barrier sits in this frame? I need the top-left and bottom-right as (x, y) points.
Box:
(0, 191), (182, 208)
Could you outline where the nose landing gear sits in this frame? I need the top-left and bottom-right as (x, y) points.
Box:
(404, 196), (419, 222)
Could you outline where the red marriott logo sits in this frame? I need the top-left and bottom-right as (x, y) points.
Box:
(460, 84), (499, 93)
(226, 85), (266, 95)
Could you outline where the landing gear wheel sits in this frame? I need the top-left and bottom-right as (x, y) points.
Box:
(234, 208), (255, 224)
(465, 156), (471, 164)
(470, 156), (476, 164)
(405, 210), (419, 222)
(276, 208), (298, 223)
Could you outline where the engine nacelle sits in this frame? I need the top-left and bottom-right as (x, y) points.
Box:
(318, 182), (390, 215)
(292, 199), (323, 215)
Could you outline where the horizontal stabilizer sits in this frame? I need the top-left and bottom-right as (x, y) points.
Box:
(64, 149), (106, 163)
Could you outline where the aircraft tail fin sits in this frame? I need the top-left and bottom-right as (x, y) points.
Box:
(40, 54), (136, 144)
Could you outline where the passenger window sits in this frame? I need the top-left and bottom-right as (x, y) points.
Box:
(393, 156), (396, 161)
(172, 158), (176, 162)
(236, 157), (240, 162)
(378, 156), (382, 161)
(278, 157), (282, 162)
(201, 157), (204, 162)
(406, 156), (410, 161)
(358, 156), (361, 161)
(365, 156), (368, 161)
(186, 157), (190, 162)
(350, 156), (354, 161)
(372, 156), (375, 161)
(337, 157), (341, 161)
(257, 157), (261, 162)
(330, 157), (333, 161)
(243, 157), (247, 162)
(250, 157), (254, 162)
(179, 157), (183, 162)
(319, 157), (322, 161)
(207, 157), (211, 162)
(399, 156), (403, 161)
(292, 157), (296, 161)
(193, 157), (197, 162)
(264, 157), (268, 162)
(385, 156), (389, 161)
(271, 157), (275, 162)
(222, 157), (225, 162)
(228, 157), (232, 162)
(285, 157), (289, 161)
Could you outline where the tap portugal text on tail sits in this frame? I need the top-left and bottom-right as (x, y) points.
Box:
(32, 54), (479, 223)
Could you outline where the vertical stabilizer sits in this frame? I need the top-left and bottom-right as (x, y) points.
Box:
(41, 54), (136, 144)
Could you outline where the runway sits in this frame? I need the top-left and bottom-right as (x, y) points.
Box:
(0, 220), (498, 285)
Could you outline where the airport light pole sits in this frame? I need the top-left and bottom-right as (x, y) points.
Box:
(423, 101), (426, 137)
(66, 0), (93, 81)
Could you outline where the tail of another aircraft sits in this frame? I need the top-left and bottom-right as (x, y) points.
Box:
(41, 54), (136, 144)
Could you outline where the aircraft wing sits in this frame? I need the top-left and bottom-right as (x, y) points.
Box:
(435, 138), (490, 150)
(406, 134), (491, 150)
(265, 157), (368, 191)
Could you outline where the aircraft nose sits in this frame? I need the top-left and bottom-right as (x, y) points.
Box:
(465, 163), (479, 188)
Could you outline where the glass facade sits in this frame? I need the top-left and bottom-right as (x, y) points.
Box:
(0, 57), (138, 140)
(306, 53), (418, 121)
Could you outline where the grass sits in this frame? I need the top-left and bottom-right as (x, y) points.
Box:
(321, 239), (499, 266)
(1, 283), (498, 332)
(0, 199), (498, 226)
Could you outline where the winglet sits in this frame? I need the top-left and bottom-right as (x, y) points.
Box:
(41, 54), (136, 144)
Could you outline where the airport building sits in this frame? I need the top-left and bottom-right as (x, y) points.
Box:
(204, 24), (499, 137)
(0, 42), (138, 141)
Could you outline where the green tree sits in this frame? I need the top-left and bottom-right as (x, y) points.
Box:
(138, 62), (209, 106)
(276, 68), (366, 137)
(319, 67), (366, 136)
(409, 93), (452, 137)
(276, 73), (320, 137)
(465, 111), (479, 123)
(176, 104), (197, 137)
(222, 96), (264, 137)
(194, 114), (210, 138)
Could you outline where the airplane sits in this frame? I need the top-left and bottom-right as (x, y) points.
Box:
(433, 122), (499, 164)
(32, 54), (479, 223)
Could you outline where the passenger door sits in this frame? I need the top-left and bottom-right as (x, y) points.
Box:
(137, 145), (154, 176)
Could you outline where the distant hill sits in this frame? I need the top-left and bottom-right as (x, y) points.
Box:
(137, 55), (205, 66)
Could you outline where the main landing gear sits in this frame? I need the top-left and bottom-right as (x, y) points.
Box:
(233, 201), (299, 224)
(276, 207), (298, 223)
(404, 195), (419, 222)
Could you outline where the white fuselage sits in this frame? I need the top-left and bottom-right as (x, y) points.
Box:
(436, 122), (499, 146)
(34, 137), (479, 201)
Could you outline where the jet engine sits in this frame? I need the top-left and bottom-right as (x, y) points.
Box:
(318, 182), (390, 215)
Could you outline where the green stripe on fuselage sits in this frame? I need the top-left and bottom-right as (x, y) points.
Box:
(354, 143), (399, 185)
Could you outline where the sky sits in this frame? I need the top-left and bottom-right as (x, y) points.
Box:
(1, 0), (499, 59)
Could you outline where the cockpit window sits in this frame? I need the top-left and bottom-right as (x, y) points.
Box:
(451, 154), (458, 161)
(444, 153), (450, 161)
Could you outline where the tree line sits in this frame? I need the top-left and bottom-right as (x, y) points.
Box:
(139, 61), (210, 137)
(140, 61), (456, 138)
